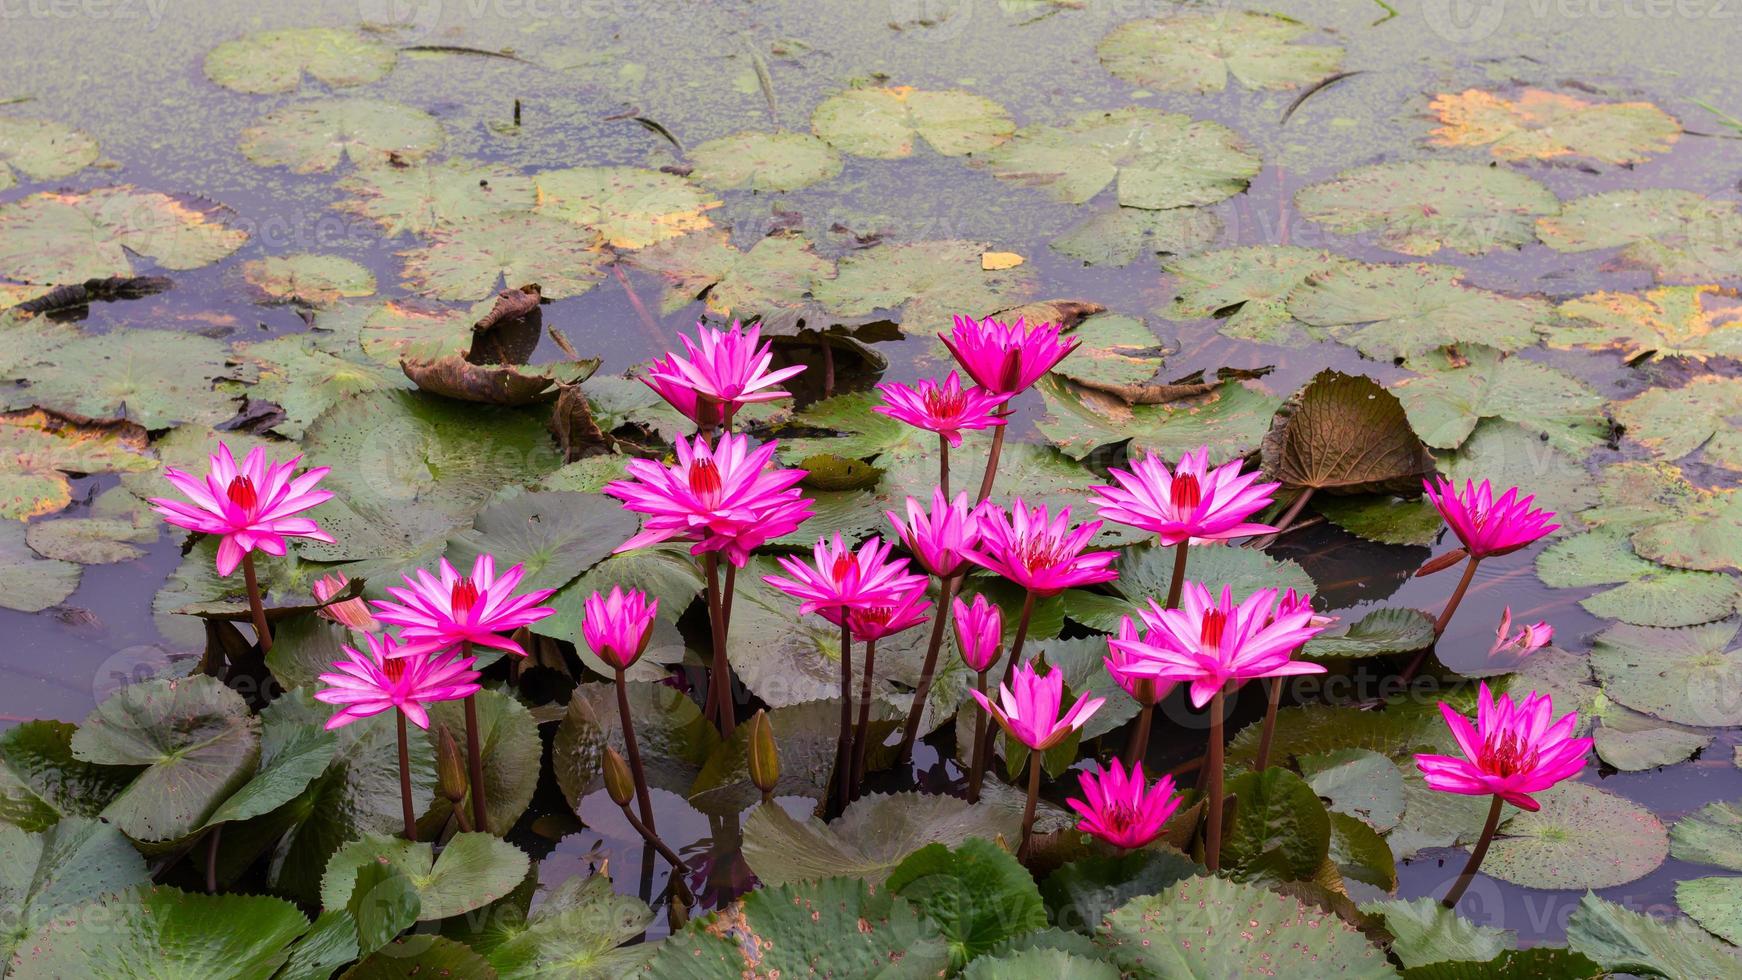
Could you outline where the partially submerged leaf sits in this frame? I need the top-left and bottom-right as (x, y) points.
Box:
(1537, 189), (1742, 283)
(0, 117), (98, 189)
(204, 28), (396, 93)
(1097, 12), (1344, 93)
(1294, 161), (1558, 256)
(0, 408), (152, 521)
(1552, 285), (1742, 362)
(3, 328), (236, 428)
(1051, 206), (1221, 267)
(1428, 88), (1680, 164)
(1261, 370), (1436, 495)
(239, 98), (443, 173)
(1163, 245), (1356, 345)
(336, 159), (536, 237)
(810, 87), (1014, 158)
(482, 873), (656, 978)
(1611, 374), (1742, 472)
(624, 231), (833, 328)
(0, 522), (80, 612)
(1052, 313), (1164, 387)
(0, 187), (247, 283)
(1302, 608), (1435, 660)
(242, 254), (376, 308)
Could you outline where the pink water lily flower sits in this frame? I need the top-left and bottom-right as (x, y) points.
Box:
(1424, 477), (1559, 559)
(964, 499), (1119, 596)
(953, 594), (1003, 672)
(1415, 683), (1591, 811)
(941, 314), (1078, 395)
(873, 373), (1011, 447)
(312, 572), (377, 632)
(150, 442), (334, 576)
(1090, 447), (1278, 546)
(1489, 607), (1553, 659)
(582, 587), (660, 670)
(1111, 582), (1329, 708)
(1105, 618), (1175, 707)
(1068, 759), (1181, 850)
(764, 534), (928, 616)
(887, 489), (983, 578)
(838, 582), (932, 642)
(971, 660), (1104, 751)
(640, 320), (805, 423)
(372, 554), (555, 658)
(605, 431), (811, 566)
(315, 631), (480, 730)
(1274, 588), (1335, 629)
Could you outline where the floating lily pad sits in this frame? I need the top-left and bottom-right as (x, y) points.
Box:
(25, 517), (154, 564)
(1036, 375), (1280, 463)
(1593, 695), (1711, 771)
(542, 542), (703, 666)
(688, 130), (843, 191)
(1397, 347), (1607, 455)
(201, 697), (337, 828)
(1303, 608), (1435, 661)
(321, 832), (529, 920)
(1226, 700), (1453, 772)
(1591, 621), (1742, 727)
(1295, 161), (1558, 257)
(7, 328), (237, 428)
(1303, 748), (1407, 831)
(1360, 897), (1514, 968)
(0, 720), (131, 830)
(232, 333), (412, 438)
(1164, 245), (1356, 345)
(1567, 893), (1742, 979)
(1611, 375), (1742, 472)
(981, 107), (1260, 209)
(1263, 370), (1437, 495)
(1428, 88), (1680, 164)
(446, 488), (636, 595)
(810, 87), (1014, 158)
(1052, 314), (1163, 387)
(1676, 877), (1742, 946)
(815, 239), (1036, 334)
(1287, 262), (1554, 359)
(624, 231), (832, 327)
(1316, 495), (1443, 546)
(71, 675), (260, 842)
(532, 165), (718, 249)
(1051, 206), (1221, 267)
(336, 159), (536, 237)
(243, 254), (375, 308)
(204, 28), (396, 93)
(553, 682), (716, 807)
(423, 691), (541, 836)
(332, 298), (473, 365)
(961, 949), (1120, 980)
(399, 213), (608, 301)
(1670, 799), (1742, 871)
(1101, 876), (1394, 978)
(1097, 12), (1344, 93)
(0, 409), (152, 521)
(482, 872), (656, 978)
(0, 187), (247, 283)
(0, 117), (98, 190)
(1536, 190), (1742, 283)
(1481, 781), (1666, 889)
(1553, 285), (1742, 362)
(0, 818), (148, 963)
(1629, 488), (1742, 574)
(886, 838), (1047, 970)
(1536, 529), (1739, 627)
(240, 98), (442, 173)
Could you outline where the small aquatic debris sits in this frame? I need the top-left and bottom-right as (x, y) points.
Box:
(14, 275), (171, 314)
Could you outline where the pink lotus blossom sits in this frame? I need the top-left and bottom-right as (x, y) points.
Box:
(963, 499), (1119, 596)
(872, 372), (1011, 447)
(1415, 683), (1591, 811)
(605, 431), (811, 566)
(1424, 478), (1559, 559)
(312, 573), (377, 632)
(1068, 759), (1181, 850)
(1489, 607), (1552, 659)
(971, 660), (1103, 751)
(1104, 618), (1175, 707)
(838, 582), (932, 642)
(150, 442), (334, 576)
(315, 631), (480, 730)
(941, 314), (1078, 395)
(640, 320), (805, 423)
(953, 594), (1003, 672)
(372, 554), (555, 658)
(1111, 582), (1329, 708)
(1274, 588), (1335, 630)
(887, 489), (983, 578)
(763, 534), (928, 616)
(582, 587), (660, 670)
(1090, 447), (1278, 546)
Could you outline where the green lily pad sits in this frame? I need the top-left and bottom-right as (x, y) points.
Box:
(981, 107), (1260, 209)
(815, 239), (1037, 335)
(1360, 897), (1514, 968)
(481, 873), (656, 978)
(1552, 285), (1742, 363)
(0, 720), (131, 830)
(0, 117), (98, 189)
(1295, 161), (1559, 257)
(1263, 370), (1437, 494)
(531, 165), (718, 249)
(1052, 314), (1163, 387)
(1317, 495), (1444, 546)
(321, 832), (530, 920)
(740, 792), (1022, 889)
(1164, 245), (1356, 345)
(1304, 749), (1406, 831)
(0, 817), (149, 963)
(201, 697), (337, 828)
(8, 886), (309, 980)
(688, 130), (843, 191)
(336, 159), (536, 237)
(1331, 811), (1398, 890)
(1226, 700), (1453, 772)
(1630, 488), (1742, 574)
(1428, 88), (1680, 165)
(204, 28), (396, 93)
(239, 98), (443, 173)
(1303, 608), (1435, 661)
(1097, 11), (1344, 93)
(1612, 374), (1742, 472)
(1036, 375), (1280, 463)
(1482, 781), (1666, 889)
(4, 328), (236, 428)
(1287, 262), (1555, 360)
(1567, 893), (1742, 978)
(810, 87), (1014, 158)
(1670, 799), (1742, 870)
(1051, 206), (1221, 268)
(399, 213), (609, 301)
(961, 949), (1120, 980)
(0, 187), (247, 283)
(1536, 529), (1739, 628)
(0, 522), (80, 612)
(1593, 695), (1711, 771)
(887, 839), (1046, 970)
(1388, 768), (1507, 862)
(24, 517), (155, 564)
(1537, 189), (1742, 283)
(1592, 621), (1742, 727)
(1398, 347), (1607, 456)
(333, 297), (474, 365)
(541, 542), (702, 666)
(422, 690), (541, 836)
(624, 230), (833, 327)
(231, 333), (413, 438)
(1218, 767), (1332, 882)
(1101, 875), (1395, 978)
(446, 487), (637, 595)
(242, 254), (376, 308)
(1439, 420), (1596, 526)
(1676, 877), (1742, 946)
(344, 936), (497, 978)
(1039, 850), (1201, 939)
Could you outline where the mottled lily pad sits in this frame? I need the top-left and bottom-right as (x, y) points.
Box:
(1630, 489), (1742, 574)
(399, 213), (609, 300)
(1611, 375), (1742, 472)
(811, 87), (1014, 158)
(1097, 12), (1344, 93)
(1164, 245), (1355, 345)
(1537, 190), (1742, 283)
(1567, 893), (1742, 979)
(0, 523), (80, 613)
(242, 254), (375, 308)
(336, 159), (536, 237)
(232, 333), (412, 438)
(203, 28), (396, 93)
(1677, 877), (1742, 946)
(0, 188), (247, 283)
(481, 873), (655, 978)
(0, 409), (153, 521)
(4, 329), (236, 428)
(0, 818), (148, 963)
(1593, 695), (1711, 771)
(1537, 529), (1739, 627)
(1287, 262), (1555, 359)
(815, 239), (1036, 334)
(982, 108), (1259, 210)
(1428, 88), (1680, 164)
(1591, 621), (1742, 727)
(1036, 375), (1280, 463)
(1553, 285), (1742, 362)
(1397, 346), (1607, 455)
(1482, 781), (1666, 889)
(1053, 314), (1163, 387)
(0, 117), (98, 190)
(1050, 206), (1221, 267)
(532, 165), (718, 249)
(624, 231), (833, 327)
(239, 98), (443, 173)
(1294, 161), (1558, 256)
(1670, 799), (1742, 870)
(688, 130), (844, 191)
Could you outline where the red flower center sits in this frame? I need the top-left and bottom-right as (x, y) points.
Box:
(1017, 533), (1070, 572)
(831, 554), (856, 583)
(451, 578), (480, 617)
(226, 475), (258, 510)
(1479, 731), (1539, 778)
(922, 386), (966, 420)
(689, 457), (723, 503)
(382, 655), (407, 684)
(1200, 608), (1228, 649)
(1104, 801), (1140, 831)
(1170, 473), (1201, 512)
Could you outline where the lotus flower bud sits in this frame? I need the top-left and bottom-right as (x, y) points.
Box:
(603, 745), (636, 809)
(436, 724), (468, 805)
(747, 709), (779, 799)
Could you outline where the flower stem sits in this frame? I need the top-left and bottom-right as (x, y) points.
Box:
(616, 666), (657, 832)
(977, 590), (1037, 787)
(939, 433), (951, 498)
(1442, 794), (1505, 909)
(205, 826), (220, 893)
(897, 574), (959, 765)
(1122, 702), (1154, 769)
(1205, 689), (1225, 872)
(704, 554), (736, 737)
(1434, 556), (1481, 637)
(975, 417), (1010, 504)
(832, 620), (854, 817)
(1254, 676), (1284, 771)
(967, 668), (989, 803)
(1250, 488), (1315, 549)
(1165, 541), (1190, 610)
(462, 690), (489, 833)
(617, 801), (695, 905)
(851, 639), (877, 797)
(240, 552), (272, 653)
(397, 710), (417, 842)
(1018, 749), (1042, 862)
